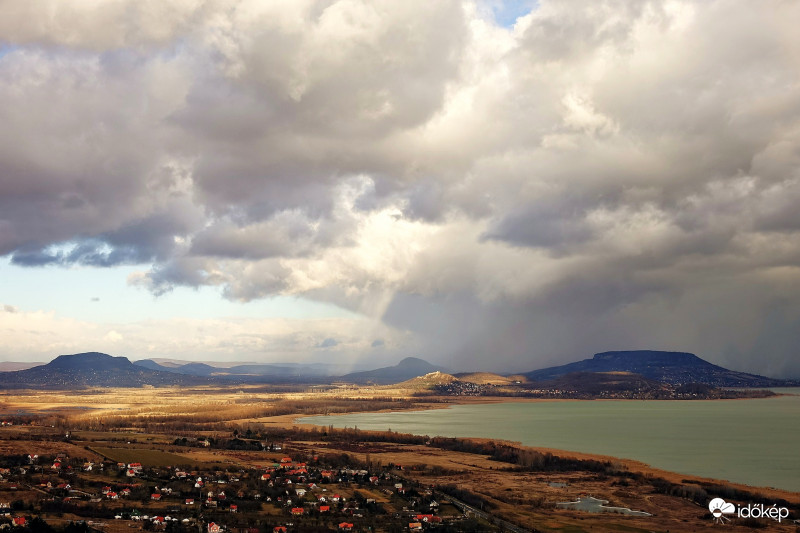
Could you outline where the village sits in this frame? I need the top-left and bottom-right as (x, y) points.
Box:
(0, 434), (495, 533)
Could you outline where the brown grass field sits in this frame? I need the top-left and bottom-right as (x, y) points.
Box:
(88, 447), (196, 468)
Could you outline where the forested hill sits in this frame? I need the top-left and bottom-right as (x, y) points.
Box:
(524, 350), (797, 387)
(0, 352), (208, 389)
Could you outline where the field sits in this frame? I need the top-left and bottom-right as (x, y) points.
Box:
(88, 447), (195, 468)
(0, 384), (430, 431)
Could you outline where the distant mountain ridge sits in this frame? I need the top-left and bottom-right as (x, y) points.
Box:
(524, 350), (796, 387)
(1, 349), (795, 390)
(338, 357), (451, 385)
(0, 352), (209, 389)
(133, 359), (359, 379)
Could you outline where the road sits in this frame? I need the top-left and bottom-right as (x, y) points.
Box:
(433, 490), (538, 533)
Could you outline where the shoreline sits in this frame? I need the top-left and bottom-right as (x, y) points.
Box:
(278, 395), (800, 504)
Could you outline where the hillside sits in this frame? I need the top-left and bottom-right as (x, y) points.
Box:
(394, 371), (459, 391)
(133, 359), (355, 380)
(535, 371), (667, 395)
(0, 352), (209, 389)
(338, 357), (450, 385)
(524, 350), (797, 387)
(453, 372), (514, 385)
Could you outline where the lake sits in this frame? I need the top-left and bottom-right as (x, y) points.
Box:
(300, 391), (800, 492)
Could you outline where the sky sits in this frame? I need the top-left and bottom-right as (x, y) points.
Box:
(1, 1), (800, 377)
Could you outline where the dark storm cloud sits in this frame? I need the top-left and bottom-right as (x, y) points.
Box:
(2, 1), (800, 374)
(10, 211), (198, 267)
(483, 203), (595, 250)
(318, 338), (338, 349)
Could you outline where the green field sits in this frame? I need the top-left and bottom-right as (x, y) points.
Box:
(90, 446), (196, 467)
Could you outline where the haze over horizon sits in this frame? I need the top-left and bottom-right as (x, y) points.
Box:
(2, 1), (800, 377)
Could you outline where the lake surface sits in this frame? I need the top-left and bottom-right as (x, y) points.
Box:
(301, 392), (800, 492)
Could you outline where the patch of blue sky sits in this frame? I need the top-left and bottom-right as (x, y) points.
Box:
(0, 44), (18, 59)
(0, 257), (358, 323)
(480, 0), (539, 28)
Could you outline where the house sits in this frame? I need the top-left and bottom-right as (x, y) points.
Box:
(338, 523), (353, 531)
(107, 492), (118, 500)
(260, 473), (271, 481)
(229, 505), (237, 513)
(102, 486), (112, 495)
(12, 517), (26, 527)
(121, 488), (132, 497)
(127, 469), (138, 477)
(415, 515), (440, 523)
(185, 499), (195, 505)
(331, 494), (341, 502)
(273, 528), (287, 533)
(291, 508), (304, 516)
(280, 457), (292, 464)
(295, 488), (306, 497)
(207, 523), (221, 533)
(151, 494), (162, 501)
(319, 505), (330, 513)
(408, 523), (422, 530)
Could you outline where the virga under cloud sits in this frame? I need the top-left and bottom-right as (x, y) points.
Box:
(1, 1), (800, 375)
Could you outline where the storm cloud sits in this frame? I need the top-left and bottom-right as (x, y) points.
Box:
(2, 1), (800, 376)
